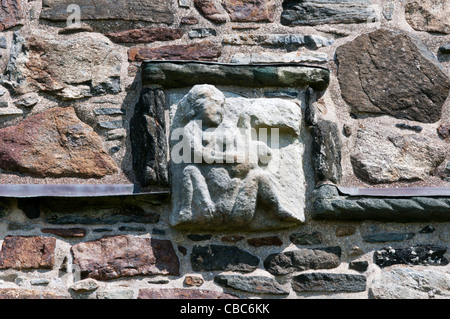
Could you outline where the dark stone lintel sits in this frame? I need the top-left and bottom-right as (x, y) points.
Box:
(312, 184), (450, 222)
(141, 61), (330, 91)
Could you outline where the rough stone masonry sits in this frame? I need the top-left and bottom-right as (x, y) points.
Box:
(0, 0), (448, 302)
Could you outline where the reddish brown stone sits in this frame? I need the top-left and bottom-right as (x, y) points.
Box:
(41, 228), (87, 238)
(105, 28), (184, 44)
(0, 0), (22, 31)
(247, 236), (283, 247)
(223, 0), (276, 22)
(184, 276), (204, 287)
(0, 107), (118, 178)
(128, 41), (222, 62)
(181, 17), (199, 25)
(193, 0), (228, 23)
(138, 288), (238, 299)
(72, 235), (180, 281)
(0, 236), (56, 270)
(221, 235), (245, 243)
(437, 124), (450, 139)
(0, 288), (70, 299)
(336, 226), (357, 237)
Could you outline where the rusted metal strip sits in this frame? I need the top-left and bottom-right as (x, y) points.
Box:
(0, 184), (169, 198)
(337, 186), (450, 198)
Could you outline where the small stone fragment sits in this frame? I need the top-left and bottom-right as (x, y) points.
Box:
(41, 228), (87, 238)
(336, 226), (356, 237)
(70, 279), (100, 292)
(184, 276), (204, 287)
(289, 232), (323, 245)
(349, 260), (369, 272)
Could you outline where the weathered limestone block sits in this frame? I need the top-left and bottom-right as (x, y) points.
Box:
(0, 107), (118, 178)
(371, 269), (450, 299)
(130, 88), (169, 187)
(0, 236), (56, 270)
(336, 29), (450, 123)
(281, 0), (377, 26)
(351, 126), (446, 184)
(0, 0), (22, 31)
(405, 0), (450, 34)
(223, 0), (276, 22)
(40, 0), (174, 24)
(169, 85), (306, 231)
(72, 235), (180, 280)
(2, 32), (122, 100)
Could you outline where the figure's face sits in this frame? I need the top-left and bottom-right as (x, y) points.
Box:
(201, 98), (224, 127)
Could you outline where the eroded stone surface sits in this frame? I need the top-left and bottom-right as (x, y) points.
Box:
(0, 288), (70, 299)
(371, 269), (450, 299)
(405, 0), (450, 34)
(374, 245), (449, 267)
(0, 0), (22, 31)
(292, 273), (367, 292)
(3, 32), (122, 100)
(351, 126), (446, 184)
(215, 274), (289, 295)
(281, 0), (377, 26)
(0, 236), (56, 270)
(193, 0), (228, 24)
(40, 0), (174, 24)
(264, 247), (341, 275)
(130, 88), (169, 187)
(105, 28), (184, 44)
(138, 288), (238, 299)
(191, 245), (259, 273)
(223, 0), (276, 22)
(72, 235), (180, 280)
(0, 107), (118, 178)
(170, 85), (305, 231)
(336, 29), (450, 123)
(128, 41), (222, 62)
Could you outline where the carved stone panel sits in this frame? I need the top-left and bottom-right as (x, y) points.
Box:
(169, 85), (306, 231)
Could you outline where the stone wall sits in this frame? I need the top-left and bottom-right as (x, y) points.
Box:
(0, 0), (448, 300)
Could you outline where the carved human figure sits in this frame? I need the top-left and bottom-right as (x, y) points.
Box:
(170, 85), (304, 231)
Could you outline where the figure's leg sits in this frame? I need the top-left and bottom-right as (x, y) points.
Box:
(181, 166), (216, 220)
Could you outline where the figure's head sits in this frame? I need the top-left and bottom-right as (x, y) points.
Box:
(177, 85), (225, 127)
